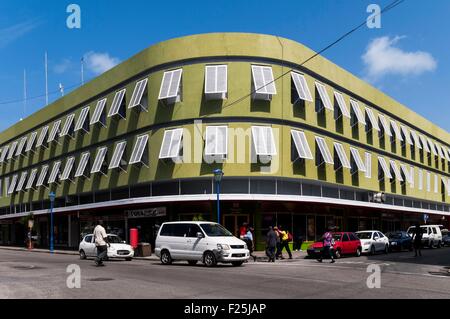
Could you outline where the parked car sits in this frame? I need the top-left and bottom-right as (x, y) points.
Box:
(386, 231), (413, 252)
(356, 230), (389, 255)
(406, 225), (443, 248)
(79, 234), (134, 261)
(306, 232), (362, 259)
(155, 221), (250, 267)
(441, 229), (450, 247)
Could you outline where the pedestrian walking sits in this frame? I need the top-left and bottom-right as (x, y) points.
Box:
(266, 226), (277, 262)
(278, 226), (292, 259)
(244, 226), (256, 262)
(412, 222), (423, 257)
(318, 229), (335, 263)
(93, 220), (110, 267)
(239, 222), (248, 240)
(274, 226), (282, 259)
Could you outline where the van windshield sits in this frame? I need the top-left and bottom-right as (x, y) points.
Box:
(200, 224), (233, 237)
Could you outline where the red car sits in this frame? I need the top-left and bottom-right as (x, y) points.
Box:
(307, 232), (362, 259)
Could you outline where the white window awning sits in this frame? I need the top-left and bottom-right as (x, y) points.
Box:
(315, 82), (333, 111)
(61, 157), (76, 181)
(400, 125), (413, 145)
(409, 130), (422, 149)
(36, 126), (49, 149)
(109, 141), (127, 170)
(47, 120), (61, 143)
(365, 107), (380, 131)
(251, 65), (276, 95)
(25, 131), (37, 153)
(25, 169), (38, 190)
(159, 69), (183, 100)
(419, 134), (430, 153)
(129, 78), (148, 110)
(389, 160), (403, 181)
(205, 65), (228, 95)
(90, 98), (107, 126)
(48, 161), (62, 184)
(15, 136), (28, 157)
(315, 136), (334, 165)
(7, 141), (18, 160)
(108, 89), (126, 118)
(205, 126), (228, 156)
(378, 157), (392, 179)
(291, 130), (313, 160)
(251, 126), (277, 156)
(91, 147), (108, 174)
(75, 106), (90, 132)
(445, 147), (450, 162)
(426, 138), (437, 156)
(390, 120), (403, 141)
(60, 114), (75, 137)
(36, 165), (49, 187)
(7, 174), (18, 195)
(75, 152), (91, 178)
(291, 72), (313, 102)
(350, 147), (366, 172)
(333, 142), (351, 169)
(400, 164), (412, 184)
(0, 145), (9, 163)
(350, 100), (366, 125)
(159, 128), (184, 159)
(16, 171), (28, 192)
(129, 134), (149, 165)
(378, 114), (392, 136)
(333, 91), (351, 118)
(436, 143), (446, 159)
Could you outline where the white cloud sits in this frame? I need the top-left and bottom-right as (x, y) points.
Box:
(53, 58), (72, 74)
(84, 51), (120, 75)
(362, 36), (437, 80)
(0, 20), (41, 48)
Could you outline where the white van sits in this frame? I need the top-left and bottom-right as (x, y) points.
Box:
(407, 225), (443, 248)
(155, 221), (250, 267)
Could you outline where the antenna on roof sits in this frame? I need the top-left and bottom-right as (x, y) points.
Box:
(81, 56), (84, 85)
(59, 83), (64, 96)
(21, 69), (26, 122)
(45, 51), (49, 105)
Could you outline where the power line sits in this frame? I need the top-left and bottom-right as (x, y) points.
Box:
(221, 0), (405, 110)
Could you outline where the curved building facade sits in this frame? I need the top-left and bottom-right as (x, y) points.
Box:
(0, 33), (449, 249)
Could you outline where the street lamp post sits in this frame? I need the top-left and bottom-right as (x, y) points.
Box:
(213, 169), (224, 224)
(49, 192), (56, 253)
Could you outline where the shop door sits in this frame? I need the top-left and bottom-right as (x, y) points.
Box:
(223, 214), (250, 237)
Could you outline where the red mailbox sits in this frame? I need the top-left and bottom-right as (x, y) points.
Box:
(130, 228), (138, 249)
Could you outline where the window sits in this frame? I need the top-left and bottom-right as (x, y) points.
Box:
(350, 147), (366, 173)
(75, 106), (90, 132)
(436, 144), (445, 159)
(109, 141), (127, 170)
(7, 174), (18, 195)
(75, 152), (90, 178)
(315, 82), (333, 111)
(419, 135), (430, 153)
(47, 120), (61, 143)
(365, 107), (380, 131)
(378, 157), (392, 180)
(251, 65), (276, 97)
(26, 169), (38, 190)
(378, 114), (392, 136)
(15, 136), (28, 157)
(410, 130), (422, 149)
(61, 157), (75, 181)
(91, 147), (108, 175)
(36, 165), (49, 187)
(205, 126), (228, 156)
(350, 100), (366, 126)
(205, 65), (227, 96)
(426, 171), (431, 192)
(7, 141), (18, 160)
(400, 125), (413, 145)
(158, 69), (182, 100)
(187, 224), (203, 238)
(291, 72), (313, 102)
(333, 142), (351, 169)
(400, 164), (412, 184)
(315, 136), (333, 165)
(60, 114), (75, 138)
(36, 126), (49, 148)
(48, 161), (62, 184)
(129, 78), (148, 110)
(251, 126), (277, 156)
(291, 130), (313, 160)
(418, 169), (423, 190)
(333, 91), (350, 118)
(90, 98), (107, 126)
(129, 134), (149, 165)
(389, 120), (403, 142)
(389, 160), (403, 182)
(25, 131), (37, 153)
(108, 88), (126, 119)
(16, 172), (27, 192)
(365, 152), (372, 178)
(427, 138), (437, 156)
(159, 129), (183, 159)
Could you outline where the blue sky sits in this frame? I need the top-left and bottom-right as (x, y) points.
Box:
(0, 0), (449, 133)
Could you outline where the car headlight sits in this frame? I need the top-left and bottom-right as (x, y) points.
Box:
(217, 244), (230, 250)
(109, 246), (116, 251)
(364, 242), (371, 246)
(244, 243), (248, 250)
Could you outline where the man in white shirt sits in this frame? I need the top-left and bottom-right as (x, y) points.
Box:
(93, 220), (109, 266)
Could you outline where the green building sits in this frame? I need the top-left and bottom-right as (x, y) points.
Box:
(0, 33), (449, 250)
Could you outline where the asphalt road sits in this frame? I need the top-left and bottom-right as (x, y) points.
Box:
(1, 247), (450, 299)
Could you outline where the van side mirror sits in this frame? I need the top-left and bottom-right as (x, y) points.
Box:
(197, 232), (204, 238)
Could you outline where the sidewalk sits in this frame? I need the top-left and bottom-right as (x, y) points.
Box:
(0, 245), (308, 262)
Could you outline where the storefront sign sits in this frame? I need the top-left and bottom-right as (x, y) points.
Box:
(126, 207), (166, 219)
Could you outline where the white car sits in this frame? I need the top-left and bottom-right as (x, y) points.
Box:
(407, 225), (443, 248)
(155, 221), (250, 267)
(356, 230), (389, 255)
(79, 234), (134, 261)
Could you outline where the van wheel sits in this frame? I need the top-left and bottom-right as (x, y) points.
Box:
(232, 261), (244, 267)
(188, 260), (198, 266)
(160, 250), (172, 265)
(203, 252), (217, 267)
(79, 250), (86, 260)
